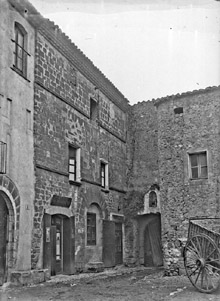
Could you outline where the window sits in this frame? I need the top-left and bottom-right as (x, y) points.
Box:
(13, 23), (28, 77)
(87, 213), (96, 245)
(90, 98), (98, 121)
(149, 191), (157, 208)
(0, 141), (7, 174)
(69, 146), (81, 182)
(189, 152), (208, 179)
(174, 107), (183, 114)
(100, 161), (108, 189)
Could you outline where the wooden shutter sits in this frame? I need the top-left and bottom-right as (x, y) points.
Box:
(50, 226), (56, 276)
(63, 216), (75, 274)
(148, 218), (163, 267)
(103, 220), (115, 267)
(115, 222), (123, 265)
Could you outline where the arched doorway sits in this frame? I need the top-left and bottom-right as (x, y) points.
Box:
(144, 214), (163, 267)
(0, 193), (9, 285)
(85, 203), (103, 263)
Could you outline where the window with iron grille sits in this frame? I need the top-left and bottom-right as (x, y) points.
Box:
(189, 152), (208, 179)
(87, 213), (96, 245)
(0, 142), (7, 174)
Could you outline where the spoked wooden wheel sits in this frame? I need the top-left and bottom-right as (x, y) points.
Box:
(184, 234), (220, 293)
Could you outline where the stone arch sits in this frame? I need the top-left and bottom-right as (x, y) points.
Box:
(85, 202), (103, 263)
(86, 201), (105, 219)
(149, 191), (157, 208)
(78, 190), (108, 219)
(0, 175), (20, 279)
(0, 175), (20, 231)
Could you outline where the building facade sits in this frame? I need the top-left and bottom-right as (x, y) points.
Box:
(124, 100), (162, 267)
(0, 0), (35, 284)
(155, 86), (220, 274)
(30, 5), (129, 276)
(126, 86), (220, 275)
(1, 0), (220, 286)
(1, 0), (129, 284)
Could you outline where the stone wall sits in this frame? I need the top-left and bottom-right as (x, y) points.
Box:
(124, 101), (159, 265)
(35, 33), (126, 141)
(32, 30), (128, 270)
(125, 87), (220, 273)
(156, 87), (220, 274)
(0, 0), (35, 277)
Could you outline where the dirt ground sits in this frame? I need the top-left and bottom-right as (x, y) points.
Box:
(1, 267), (220, 301)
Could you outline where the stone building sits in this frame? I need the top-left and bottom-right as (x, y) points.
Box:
(125, 100), (162, 267)
(0, 0), (35, 284)
(127, 86), (220, 274)
(1, 0), (129, 284)
(27, 2), (128, 277)
(1, 0), (220, 287)
(155, 86), (220, 274)
(32, 16), (129, 276)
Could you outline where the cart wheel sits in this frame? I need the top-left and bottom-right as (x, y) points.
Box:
(184, 234), (220, 293)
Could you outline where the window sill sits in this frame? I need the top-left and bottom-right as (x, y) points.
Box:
(11, 66), (30, 82)
(189, 178), (208, 185)
(190, 177), (208, 181)
(69, 180), (82, 186)
(101, 188), (109, 193)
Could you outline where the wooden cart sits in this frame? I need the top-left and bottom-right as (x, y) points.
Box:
(183, 217), (220, 293)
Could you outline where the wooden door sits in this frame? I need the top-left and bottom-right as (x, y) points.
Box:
(144, 226), (154, 266)
(63, 216), (75, 274)
(103, 220), (115, 267)
(144, 216), (163, 267)
(115, 222), (123, 265)
(43, 214), (56, 275)
(50, 226), (56, 276)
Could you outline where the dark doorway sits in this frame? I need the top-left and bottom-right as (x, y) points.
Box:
(103, 220), (123, 267)
(43, 214), (75, 276)
(115, 222), (123, 265)
(51, 215), (63, 274)
(0, 196), (9, 285)
(144, 214), (163, 267)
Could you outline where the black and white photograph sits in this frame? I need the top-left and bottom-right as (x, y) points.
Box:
(0, 0), (220, 300)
